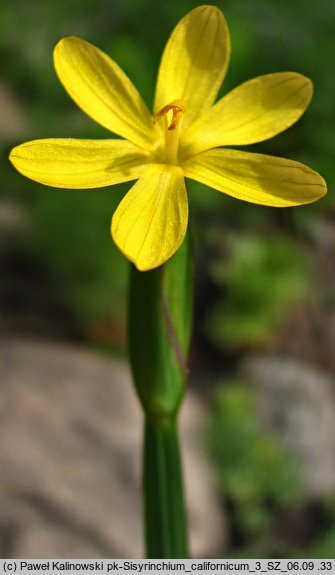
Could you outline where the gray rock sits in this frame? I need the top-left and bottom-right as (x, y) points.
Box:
(242, 354), (335, 498)
(0, 338), (225, 558)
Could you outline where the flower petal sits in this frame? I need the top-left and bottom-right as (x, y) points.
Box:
(181, 73), (313, 157)
(9, 138), (152, 188)
(182, 148), (326, 207)
(112, 164), (188, 271)
(154, 6), (230, 129)
(54, 37), (157, 150)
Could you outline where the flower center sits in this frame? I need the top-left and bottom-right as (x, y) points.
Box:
(153, 99), (185, 164)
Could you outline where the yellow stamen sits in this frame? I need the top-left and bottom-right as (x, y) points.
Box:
(153, 99), (185, 164)
(153, 99), (185, 131)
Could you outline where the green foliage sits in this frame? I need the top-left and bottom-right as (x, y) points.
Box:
(206, 233), (311, 349)
(302, 496), (335, 558)
(207, 382), (301, 543)
(26, 184), (129, 325)
(305, 528), (335, 559)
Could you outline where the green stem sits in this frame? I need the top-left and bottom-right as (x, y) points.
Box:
(128, 233), (193, 558)
(144, 416), (188, 558)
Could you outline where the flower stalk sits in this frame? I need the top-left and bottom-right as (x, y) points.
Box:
(144, 416), (187, 558)
(128, 233), (192, 557)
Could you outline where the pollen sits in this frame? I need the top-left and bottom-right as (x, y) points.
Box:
(153, 99), (185, 131)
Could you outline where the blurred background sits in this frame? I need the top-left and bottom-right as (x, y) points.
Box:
(1, 0), (335, 559)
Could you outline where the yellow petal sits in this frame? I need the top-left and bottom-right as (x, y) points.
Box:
(183, 148), (326, 207)
(154, 6), (230, 130)
(54, 37), (157, 150)
(112, 164), (188, 271)
(181, 73), (313, 157)
(9, 138), (152, 188)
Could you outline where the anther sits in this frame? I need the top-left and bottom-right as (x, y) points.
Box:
(153, 99), (185, 131)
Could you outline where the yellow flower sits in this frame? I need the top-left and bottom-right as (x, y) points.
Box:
(9, 5), (326, 271)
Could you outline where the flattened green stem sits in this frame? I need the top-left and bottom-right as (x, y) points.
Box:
(144, 416), (188, 558)
(128, 232), (192, 558)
